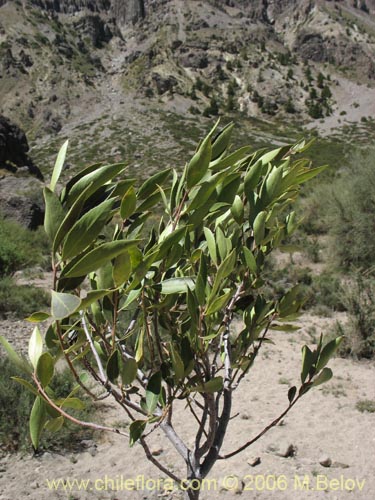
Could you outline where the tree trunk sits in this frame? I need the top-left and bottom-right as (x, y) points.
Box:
(184, 484), (200, 500)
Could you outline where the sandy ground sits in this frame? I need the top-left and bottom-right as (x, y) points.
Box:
(0, 312), (374, 500)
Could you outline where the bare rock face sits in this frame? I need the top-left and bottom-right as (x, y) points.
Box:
(0, 115), (43, 179)
(0, 176), (44, 230)
(112, 0), (145, 25)
(28, 0), (111, 14)
(27, 0), (146, 25)
(0, 115), (44, 229)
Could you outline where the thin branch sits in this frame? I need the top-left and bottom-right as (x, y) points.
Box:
(55, 321), (98, 400)
(80, 311), (107, 383)
(233, 314), (275, 389)
(110, 290), (119, 352)
(196, 393), (216, 459)
(140, 437), (182, 484)
(160, 420), (190, 463)
(218, 394), (302, 459)
(32, 374), (129, 438)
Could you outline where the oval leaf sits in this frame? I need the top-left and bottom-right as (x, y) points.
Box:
(187, 135), (212, 189)
(63, 239), (141, 278)
(121, 358), (138, 386)
(120, 186), (137, 220)
(29, 326), (43, 369)
(62, 198), (115, 260)
(146, 372), (162, 414)
(36, 352), (54, 388)
(30, 396), (47, 449)
(129, 420), (146, 447)
(51, 291), (81, 320)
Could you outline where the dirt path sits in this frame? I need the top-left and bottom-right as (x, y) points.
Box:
(0, 312), (374, 500)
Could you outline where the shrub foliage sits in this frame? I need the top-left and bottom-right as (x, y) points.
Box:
(0, 123), (342, 500)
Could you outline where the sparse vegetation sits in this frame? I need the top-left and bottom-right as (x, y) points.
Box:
(0, 357), (94, 452)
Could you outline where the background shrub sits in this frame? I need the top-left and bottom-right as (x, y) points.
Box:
(327, 149), (375, 270)
(0, 215), (50, 276)
(0, 277), (50, 318)
(0, 357), (94, 452)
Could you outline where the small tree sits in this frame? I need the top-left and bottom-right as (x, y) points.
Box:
(1, 123), (342, 500)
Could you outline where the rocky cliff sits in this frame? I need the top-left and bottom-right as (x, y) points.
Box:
(1, 0), (375, 171)
(28, 0), (146, 24)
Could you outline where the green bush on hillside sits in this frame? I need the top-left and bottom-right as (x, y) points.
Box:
(0, 215), (50, 276)
(0, 357), (94, 452)
(328, 150), (375, 269)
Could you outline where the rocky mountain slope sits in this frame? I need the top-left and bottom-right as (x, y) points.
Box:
(1, 0), (375, 175)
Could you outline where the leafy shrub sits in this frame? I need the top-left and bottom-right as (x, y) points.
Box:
(337, 274), (375, 358)
(0, 215), (50, 276)
(0, 277), (50, 319)
(0, 357), (93, 452)
(328, 149), (375, 269)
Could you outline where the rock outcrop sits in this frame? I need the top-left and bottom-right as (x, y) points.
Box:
(0, 116), (44, 229)
(28, 0), (146, 25)
(0, 115), (43, 179)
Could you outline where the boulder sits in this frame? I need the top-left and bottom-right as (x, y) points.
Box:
(0, 176), (44, 230)
(0, 116), (44, 229)
(0, 115), (43, 180)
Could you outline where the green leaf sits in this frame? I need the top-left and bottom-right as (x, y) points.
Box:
(129, 420), (146, 447)
(295, 165), (327, 185)
(158, 226), (187, 260)
(120, 186), (137, 220)
(265, 166), (283, 203)
(0, 336), (31, 374)
(210, 146), (251, 172)
(112, 251), (132, 287)
(270, 323), (300, 332)
(51, 291), (81, 320)
(231, 195), (244, 224)
(244, 160), (263, 194)
(66, 163), (127, 207)
(26, 312), (50, 323)
(53, 182), (94, 252)
(192, 376), (223, 393)
(288, 386), (297, 403)
(63, 239), (141, 278)
(170, 343), (185, 383)
(137, 168), (171, 199)
(154, 277), (195, 295)
(301, 345), (315, 383)
(135, 326), (144, 363)
(45, 416), (64, 432)
(243, 247), (257, 274)
(50, 140), (68, 192)
(43, 187), (65, 242)
(206, 290), (233, 316)
(316, 337), (343, 372)
(211, 122), (234, 160)
(203, 227), (217, 266)
(57, 397), (86, 410)
(146, 371), (162, 414)
(253, 210), (267, 246)
(106, 349), (120, 383)
(29, 326), (43, 369)
(121, 358), (138, 386)
(36, 352), (54, 388)
(79, 289), (112, 310)
(62, 198), (115, 260)
(312, 367), (333, 387)
(211, 249), (236, 298)
(187, 134), (212, 189)
(11, 376), (38, 396)
(30, 396), (47, 449)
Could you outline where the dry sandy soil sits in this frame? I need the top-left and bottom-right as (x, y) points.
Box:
(0, 312), (374, 500)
